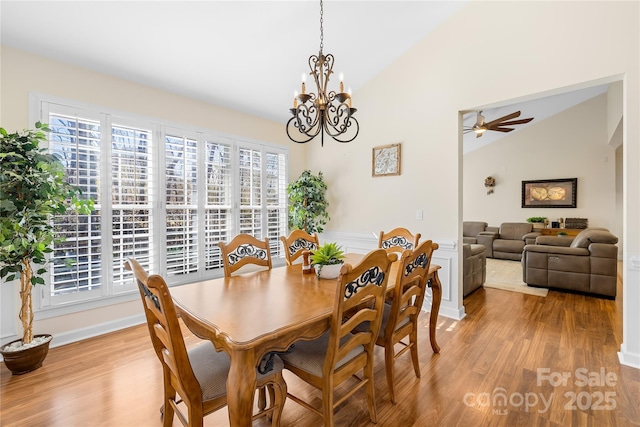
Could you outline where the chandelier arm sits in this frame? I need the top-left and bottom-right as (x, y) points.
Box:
(323, 103), (354, 134)
(325, 117), (359, 143)
(295, 104), (320, 132)
(287, 117), (322, 144)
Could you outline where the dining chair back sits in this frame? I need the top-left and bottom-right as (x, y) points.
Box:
(378, 227), (421, 254)
(218, 234), (272, 277)
(125, 258), (286, 427)
(279, 249), (397, 426)
(280, 229), (319, 265)
(377, 240), (437, 403)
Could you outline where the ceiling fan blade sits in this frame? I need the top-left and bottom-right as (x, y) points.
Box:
(484, 111), (521, 127)
(491, 127), (515, 133)
(495, 118), (534, 126)
(476, 132), (483, 138)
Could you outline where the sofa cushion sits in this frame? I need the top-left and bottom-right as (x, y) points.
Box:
(499, 222), (533, 240)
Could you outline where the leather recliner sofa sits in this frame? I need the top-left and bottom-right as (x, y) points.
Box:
(463, 221), (494, 244)
(477, 222), (541, 260)
(463, 243), (486, 297)
(521, 228), (618, 298)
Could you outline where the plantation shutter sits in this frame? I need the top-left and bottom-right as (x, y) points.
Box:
(164, 132), (199, 277)
(204, 137), (233, 270)
(48, 113), (103, 300)
(111, 122), (154, 292)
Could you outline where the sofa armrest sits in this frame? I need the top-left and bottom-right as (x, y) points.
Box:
(589, 243), (618, 258)
(523, 231), (541, 244)
(477, 231), (498, 238)
(486, 226), (499, 233)
(523, 244), (589, 256)
(535, 236), (574, 247)
(476, 232), (497, 258)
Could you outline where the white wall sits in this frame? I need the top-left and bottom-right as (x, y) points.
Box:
(304, 1), (639, 368)
(463, 93), (619, 242)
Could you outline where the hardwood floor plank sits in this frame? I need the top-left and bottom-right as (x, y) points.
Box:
(2, 262), (637, 426)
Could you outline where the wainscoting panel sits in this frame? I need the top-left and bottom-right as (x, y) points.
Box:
(321, 231), (464, 321)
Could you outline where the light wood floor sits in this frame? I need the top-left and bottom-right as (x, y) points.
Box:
(2, 264), (638, 426)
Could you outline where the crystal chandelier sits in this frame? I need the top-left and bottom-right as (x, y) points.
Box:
(286, 0), (359, 146)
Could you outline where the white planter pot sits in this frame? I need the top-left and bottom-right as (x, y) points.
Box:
(317, 263), (344, 279)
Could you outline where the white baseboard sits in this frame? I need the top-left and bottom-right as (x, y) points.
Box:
(618, 344), (640, 369)
(48, 314), (146, 348)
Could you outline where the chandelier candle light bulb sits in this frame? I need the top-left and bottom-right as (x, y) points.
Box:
(301, 73), (306, 94)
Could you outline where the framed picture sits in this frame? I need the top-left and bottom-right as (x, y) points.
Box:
(372, 143), (401, 177)
(522, 178), (577, 208)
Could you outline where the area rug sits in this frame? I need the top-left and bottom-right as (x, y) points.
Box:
(484, 258), (549, 297)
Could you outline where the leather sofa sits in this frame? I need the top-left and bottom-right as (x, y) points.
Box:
(463, 243), (486, 297)
(477, 222), (541, 260)
(522, 228), (618, 298)
(463, 221), (497, 244)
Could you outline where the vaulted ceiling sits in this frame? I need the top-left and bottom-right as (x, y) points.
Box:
(1, 1), (466, 123)
(2, 1), (607, 151)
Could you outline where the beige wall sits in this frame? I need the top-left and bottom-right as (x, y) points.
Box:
(463, 93), (619, 241)
(305, 1), (639, 366)
(0, 46), (308, 177)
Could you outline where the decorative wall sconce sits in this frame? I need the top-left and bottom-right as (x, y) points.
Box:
(484, 176), (496, 195)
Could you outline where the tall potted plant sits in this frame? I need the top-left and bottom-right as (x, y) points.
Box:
(286, 170), (330, 234)
(0, 122), (94, 374)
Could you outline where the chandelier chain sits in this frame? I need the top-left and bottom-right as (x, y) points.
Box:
(319, 0), (324, 53)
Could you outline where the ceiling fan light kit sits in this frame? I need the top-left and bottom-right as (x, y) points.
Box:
(464, 110), (534, 138)
(286, 0), (359, 146)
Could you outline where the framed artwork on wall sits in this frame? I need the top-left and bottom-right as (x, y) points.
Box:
(522, 178), (577, 208)
(372, 143), (401, 177)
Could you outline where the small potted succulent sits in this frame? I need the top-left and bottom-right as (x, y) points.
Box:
(310, 242), (345, 279)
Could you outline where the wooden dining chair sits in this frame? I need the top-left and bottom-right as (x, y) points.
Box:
(378, 227), (421, 254)
(368, 239), (437, 404)
(125, 258), (287, 427)
(280, 249), (397, 426)
(279, 229), (319, 265)
(218, 234), (272, 277)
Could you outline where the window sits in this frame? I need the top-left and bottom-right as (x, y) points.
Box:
(38, 97), (288, 309)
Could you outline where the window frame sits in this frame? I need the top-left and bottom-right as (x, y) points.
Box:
(30, 92), (289, 319)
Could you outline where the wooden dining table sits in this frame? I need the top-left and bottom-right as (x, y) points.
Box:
(170, 253), (442, 427)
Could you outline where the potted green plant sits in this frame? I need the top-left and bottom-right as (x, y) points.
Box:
(0, 122), (94, 374)
(286, 170), (330, 234)
(310, 242), (345, 279)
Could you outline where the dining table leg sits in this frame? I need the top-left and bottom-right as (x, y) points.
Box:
(428, 265), (442, 354)
(226, 351), (258, 427)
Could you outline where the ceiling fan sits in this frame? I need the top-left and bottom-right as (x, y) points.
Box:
(463, 110), (534, 138)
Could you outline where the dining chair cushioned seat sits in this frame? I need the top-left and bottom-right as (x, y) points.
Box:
(190, 341), (285, 401)
(377, 303), (410, 340)
(280, 331), (364, 377)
